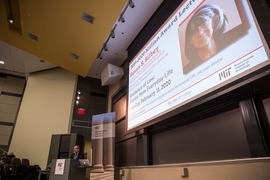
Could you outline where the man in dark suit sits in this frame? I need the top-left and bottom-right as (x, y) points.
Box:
(70, 145), (84, 159)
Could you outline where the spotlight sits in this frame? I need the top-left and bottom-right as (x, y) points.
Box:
(99, 54), (103, 59)
(129, 0), (135, 8)
(7, 0), (14, 24)
(111, 31), (115, 38)
(8, 16), (14, 24)
(119, 16), (125, 23)
(103, 44), (108, 51)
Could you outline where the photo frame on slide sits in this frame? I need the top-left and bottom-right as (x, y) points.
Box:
(178, 0), (249, 74)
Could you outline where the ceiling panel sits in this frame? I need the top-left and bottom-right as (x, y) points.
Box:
(0, 0), (126, 77)
(0, 0), (165, 80)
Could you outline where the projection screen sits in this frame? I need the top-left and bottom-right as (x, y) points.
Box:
(127, 0), (270, 131)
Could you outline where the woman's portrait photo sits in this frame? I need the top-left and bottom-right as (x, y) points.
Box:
(179, 0), (247, 74)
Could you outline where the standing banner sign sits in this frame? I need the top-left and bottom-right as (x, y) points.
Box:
(91, 112), (115, 175)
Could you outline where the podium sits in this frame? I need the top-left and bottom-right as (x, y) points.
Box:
(49, 159), (86, 180)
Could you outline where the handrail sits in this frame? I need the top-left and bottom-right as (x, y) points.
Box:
(0, 147), (8, 155)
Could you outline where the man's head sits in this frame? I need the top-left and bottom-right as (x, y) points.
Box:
(73, 145), (80, 153)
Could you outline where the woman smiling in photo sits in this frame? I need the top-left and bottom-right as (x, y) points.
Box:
(183, 4), (228, 74)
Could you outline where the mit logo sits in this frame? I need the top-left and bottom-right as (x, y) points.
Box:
(57, 162), (63, 167)
(219, 67), (232, 80)
(95, 126), (100, 130)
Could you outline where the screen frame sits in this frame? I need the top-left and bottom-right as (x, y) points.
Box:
(125, 0), (270, 134)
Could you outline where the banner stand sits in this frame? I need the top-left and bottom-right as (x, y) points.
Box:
(91, 112), (115, 178)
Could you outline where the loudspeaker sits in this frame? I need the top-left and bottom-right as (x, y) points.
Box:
(101, 63), (124, 86)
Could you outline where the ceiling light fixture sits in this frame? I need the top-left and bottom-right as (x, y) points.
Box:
(7, 0), (14, 24)
(103, 44), (108, 51)
(129, 0), (135, 8)
(0, 61), (4, 64)
(119, 15), (125, 23)
(96, 24), (117, 60)
(99, 53), (103, 59)
(111, 30), (115, 38)
(117, 0), (135, 23)
(8, 16), (14, 24)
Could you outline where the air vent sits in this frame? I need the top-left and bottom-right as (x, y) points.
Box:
(82, 12), (95, 24)
(28, 33), (38, 41)
(72, 120), (91, 128)
(70, 53), (79, 60)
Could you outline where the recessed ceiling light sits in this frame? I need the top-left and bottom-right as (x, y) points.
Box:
(70, 53), (79, 60)
(0, 61), (4, 64)
(28, 32), (38, 41)
(82, 12), (95, 24)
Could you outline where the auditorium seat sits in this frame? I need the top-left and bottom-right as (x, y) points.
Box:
(11, 157), (22, 172)
(10, 158), (25, 179)
(11, 158), (21, 167)
(21, 158), (30, 179)
(6, 155), (15, 159)
(28, 165), (40, 180)
(21, 159), (30, 167)
(0, 164), (6, 179)
(4, 164), (18, 180)
(1, 157), (10, 164)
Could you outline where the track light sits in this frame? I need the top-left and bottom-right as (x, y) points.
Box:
(7, 0), (14, 24)
(117, 1), (135, 24)
(119, 16), (125, 23)
(129, 0), (135, 8)
(8, 16), (14, 24)
(97, 24), (117, 61)
(103, 44), (108, 51)
(111, 30), (115, 38)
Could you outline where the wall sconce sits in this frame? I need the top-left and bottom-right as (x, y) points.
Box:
(76, 90), (81, 106)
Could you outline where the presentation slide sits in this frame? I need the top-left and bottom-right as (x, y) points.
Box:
(127, 0), (270, 131)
